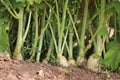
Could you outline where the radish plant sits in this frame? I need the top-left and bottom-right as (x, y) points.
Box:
(76, 0), (90, 65)
(44, 0), (69, 66)
(87, 0), (106, 72)
(0, 0), (120, 72)
(1, 0), (32, 60)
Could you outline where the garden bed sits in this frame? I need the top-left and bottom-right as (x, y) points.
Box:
(0, 57), (119, 80)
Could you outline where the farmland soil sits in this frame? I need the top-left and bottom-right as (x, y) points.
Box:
(0, 57), (119, 80)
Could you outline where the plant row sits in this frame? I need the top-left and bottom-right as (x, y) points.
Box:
(0, 0), (120, 72)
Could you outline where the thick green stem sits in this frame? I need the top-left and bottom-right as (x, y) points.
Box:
(76, 0), (89, 65)
(61, 28), (69, 53)
(49, 23), (58, 52)
(79, 0), (89, 55)
(43, 38), (54, 63)
(23, 11), (32, 42)
(55, 0), (61, 54)
(36, 21), (49, 63)
(36, 30), (44, 63)
(64, 20), (74, 59)
(13, 8), (24, 60)
(68, 28), (74, 59)
(96, 0), (105, 56)
(36, 9), (50, 63)
(67, 9), (80, 46)
(58, 0), (68, 54)
(29, 8), (39, 60)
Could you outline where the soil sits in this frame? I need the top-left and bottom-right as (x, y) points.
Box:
(0, 57), (119, 80)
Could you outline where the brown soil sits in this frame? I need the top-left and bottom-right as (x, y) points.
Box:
(0, 57), (119, 80)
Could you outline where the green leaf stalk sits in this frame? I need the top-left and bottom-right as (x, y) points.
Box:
(77, 0), (89, 65)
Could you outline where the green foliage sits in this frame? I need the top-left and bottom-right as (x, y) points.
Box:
(111, 1), (120, 14)
(68, 0), (80, 14)
(34, 0), (42, 4)
(0, 21), (9, 52)
(0, 7), (6, 12)
(102, 41), (120, 71)
(98, 27), (108, 36)
(15, 0), (25, 2)
(106, 1), (120, 14)
(9, 0), (26, 9)
(26, 0), (42, 5)
(0, 5), (10, 53)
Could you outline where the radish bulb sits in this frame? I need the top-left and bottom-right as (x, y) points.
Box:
(58, 54), (68, 67)
(76, 55), (85, 65)
(87, 54), (101, 72)
(68, 58), (76, 66)
(42, 59), (48, 64)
